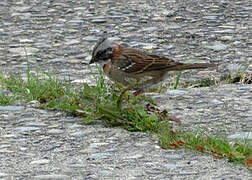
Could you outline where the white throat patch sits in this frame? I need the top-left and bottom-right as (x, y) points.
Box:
(98, 59), (111, 67)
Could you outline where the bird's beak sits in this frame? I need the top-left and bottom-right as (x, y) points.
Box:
(89, 58), (94, 64)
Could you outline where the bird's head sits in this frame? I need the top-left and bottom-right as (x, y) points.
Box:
(89, 37), (117, 66)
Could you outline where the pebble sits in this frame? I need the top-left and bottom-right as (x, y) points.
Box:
(70, 131), (88, 137)
(79, 149), (98, 154)
(27, 100), (40, 108)
(15, 126), (40, 132)
(0, 149), (14, 153)
(162, 163), (179, 170)
(0, 106), (25, 111)
(8, 47), (39, 56)
(166, 90), (188, 95)
(142, 27), (158, 33)
(0, 173), (8, 177)
(125, 153), (143, 159)
(34, 174), (70, 180)
(89, 153), (112, 159)
(203, 15), (217, 20)
(197, 71), (218, 75)
(143, 46), (153, 50)
(68, 164), (85, 168)
(218, 35), (233, 41)
(211, 99), (224, 105)
(47, 129), (64, 134)
(91, 17), (107, 23)
(83, 36), (99, 42)
(204, 42), (227, 51)
(30, 159), (50, 165)
(68, 19), (85, 24)
(48, 58), (66, 63)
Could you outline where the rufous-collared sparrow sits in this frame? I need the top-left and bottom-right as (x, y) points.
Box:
(89, 37), (216, 89)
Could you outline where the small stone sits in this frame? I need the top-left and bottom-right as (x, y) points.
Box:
(219, 35), (233, 41)
(48, 129), (64, 134)
(25, 122), (47, 127)
(83, 36), (99, 42)
(197, 71), (218, 75)
(69, 124), (83, 129)
(211, 99), (224, 105)
(204, 42), (227, 51)
(63, 118), (76, 123)
(68, 164), (85, 168)
(8, 47), (39, 56)
(91, 17), (107, 23)
(15, 126), (40, 132)
(196, 100), (205, 104)
(70, 131), (88, 137)
(179, 171), (197, 175)
(121, 23), (132, 27)
(203, 16), (217, 20)
(79, 149), (97, 154)
(163, 163), (179, 170)
(27, 100), (40, 108)
(30, 159), (50, 165)
(19, 39), (34, 43)
(89, 153), (112, 159)
(0, 106), (25, 111)
(71, 79), (91, 84)
(98, 170), (113, 175)
(89, 142), (109, 148)
(125, 153), (143, 159)
(165, 154), (183, 159)
(0, 61), (7, 65)
(143, 46), (153, 50)
(0, 149), (14, 153)
(0, 173), (8, 177)
(165, 10), (176, 17)
(34, 174), (69, 180)
(142, 27), (158, 33)
(68, 19), (85, 23)
(48, 58), (66, 63)
(152, 17), (166, 22)
(68, 59), (82, 64)
(166, 90), (188, 95)
(64, 39), (80, 45)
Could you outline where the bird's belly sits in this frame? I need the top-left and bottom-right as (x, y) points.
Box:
(106, 67), (137, 86)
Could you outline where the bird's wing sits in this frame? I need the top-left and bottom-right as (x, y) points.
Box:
(115, 48), (182, 74)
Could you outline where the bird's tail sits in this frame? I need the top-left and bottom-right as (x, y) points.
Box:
(170, 63), (217, 71)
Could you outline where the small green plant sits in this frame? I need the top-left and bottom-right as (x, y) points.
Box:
(159, 129), (252, 166)
(173, 72), (181, 89)
(226, 71), (251, 84)
(80, 66), (168, 132)
(0, 91), (16, 105)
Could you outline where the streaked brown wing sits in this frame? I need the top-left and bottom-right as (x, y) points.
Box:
(116, 48), (182, 74)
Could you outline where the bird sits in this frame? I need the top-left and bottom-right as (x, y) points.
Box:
(89, 37), (216, 89)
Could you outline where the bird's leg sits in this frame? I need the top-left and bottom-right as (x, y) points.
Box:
(117, 85), (132, 108)
(133, 89), (144, 96)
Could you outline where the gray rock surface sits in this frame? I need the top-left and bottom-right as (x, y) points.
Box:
(0, 0), (251, 179)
